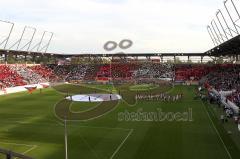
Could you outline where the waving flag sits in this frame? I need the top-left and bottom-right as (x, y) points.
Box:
(40, 84), (49, 88)
(25, 86), (37, 94)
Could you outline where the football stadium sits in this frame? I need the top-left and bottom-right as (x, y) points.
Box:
(1, 0), (240, 159)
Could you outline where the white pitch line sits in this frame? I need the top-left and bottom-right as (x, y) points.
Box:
(78, 135), (100, 159)
(0, 141), (38, 159)
(201, 102), (232, 159)
(110, 129), (133, 159)
(22, 145), (37, 155)
(13, 145), (38, 159)
(0, 141), (35, 147)
(53, 119), (64, 126)
(70, 125), (131, 131)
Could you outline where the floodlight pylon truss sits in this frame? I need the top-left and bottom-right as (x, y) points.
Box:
(30, 31), (54, 53)
(0, 20), (14, 50)
(9, 26), (36, 51)
(207, 0), (240, 47)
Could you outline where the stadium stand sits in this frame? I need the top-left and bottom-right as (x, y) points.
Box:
(1, 63), (240, 109)
(30, 65), (57, 81)
(96, 64), (139, 81)
(0, 65), (26, 88)
(84, 64), (101, 81)
(65, 64), (88, 81)
(46, 64), (88, 82)
(10, 65), (47, 84)
(175, 64), (214, 81)
(205, 64), (240, 107)
(134, 63), (174, 79)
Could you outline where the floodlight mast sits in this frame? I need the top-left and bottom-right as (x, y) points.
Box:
(44, 32), (53, 53)
(230, 0), (240, 20)
(210, 25), (219, 45)
(216, 10), (229, 40)
(211, 21), (222, 44)
(37, 31), (46, 52)
(27, 27), (36, 51)
(207, 26), (217, 46)
(17, 26), (27, 50)
(32, 31), (53, 53)
(0, 20), (14, 50)
(217, 9), (234, 37)
(30, 31), (47, 52)
(39, 32), (54, 53)
(9, 26), (27, 50)
(11, 26), (37, 51)
(208, 25), (219, 45)
(224, 0), (239, 34)
(212, 19), (225, 42)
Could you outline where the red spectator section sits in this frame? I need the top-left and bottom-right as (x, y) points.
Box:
(30, 65), (57, 81)
(96, 64), (138, 81)
(175, 65), (214, 81)
(0, 65), (26, 88)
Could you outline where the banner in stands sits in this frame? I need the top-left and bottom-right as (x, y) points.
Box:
(0, 83), (49, 96)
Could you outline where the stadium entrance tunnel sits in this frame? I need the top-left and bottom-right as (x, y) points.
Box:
(65, 94), (122, 102)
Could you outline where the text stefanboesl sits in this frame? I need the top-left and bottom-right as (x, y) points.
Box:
(118, 108), (193, 122)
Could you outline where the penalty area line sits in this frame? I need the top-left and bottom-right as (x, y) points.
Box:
(110, 129), (133, 159)
(0, 141), (36, 147)
(69, 124), (131, 131)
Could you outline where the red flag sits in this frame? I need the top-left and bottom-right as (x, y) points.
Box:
(25, 86), (37, 94)
(40, 84), (49, 88)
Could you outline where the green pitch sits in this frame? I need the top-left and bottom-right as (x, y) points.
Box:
(0, 84), (239, 159)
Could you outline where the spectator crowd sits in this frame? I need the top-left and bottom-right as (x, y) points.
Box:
(0, 63), (239, 109)
(205, 64), (240, 107)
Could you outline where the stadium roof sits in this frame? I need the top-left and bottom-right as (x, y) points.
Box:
(205, 35), (240, 57)
(0, 49), (206, 58)
(58, 53), (206, 57)
(1, 34), (240, 58)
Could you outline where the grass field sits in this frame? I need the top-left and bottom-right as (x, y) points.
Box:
(0, 84), (240, 159)
(129, 84), (158, 91)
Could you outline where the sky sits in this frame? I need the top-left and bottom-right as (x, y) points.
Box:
(0, 0), (240, 54)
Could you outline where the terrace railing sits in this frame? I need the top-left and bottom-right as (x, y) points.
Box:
(0, 148), (33, 159)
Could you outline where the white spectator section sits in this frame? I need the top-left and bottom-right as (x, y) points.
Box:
(0, 83), (49, 96)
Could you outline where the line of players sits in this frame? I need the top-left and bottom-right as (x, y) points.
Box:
(135, 93), (183, 102)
